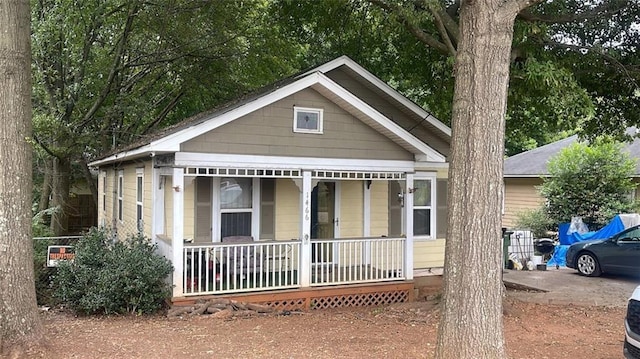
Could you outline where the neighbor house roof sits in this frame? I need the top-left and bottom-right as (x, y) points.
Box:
(504, 129), (640, 178)
(89, 56), (451, 167)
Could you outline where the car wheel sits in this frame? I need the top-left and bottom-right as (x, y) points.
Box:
(576, 252), (601, 277)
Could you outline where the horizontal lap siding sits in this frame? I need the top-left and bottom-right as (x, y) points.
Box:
(503, 178), (545, 228)
(413, 239), (446, 268)
(370, 181), (389, 237)
(325, 68), (450, 158)
(275, 179), (300, 241)
(181, 88), (413, 161)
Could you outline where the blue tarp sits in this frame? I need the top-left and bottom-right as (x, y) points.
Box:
(547, 214), (627, 267)
(558, 215), (625, 245)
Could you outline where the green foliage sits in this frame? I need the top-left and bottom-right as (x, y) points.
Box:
(540, 138), (638, 228)
(513, 207), (554, 238)
(54, 228), (173, 315)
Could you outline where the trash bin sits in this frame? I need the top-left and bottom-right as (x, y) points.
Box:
(502, 228), (514, 269)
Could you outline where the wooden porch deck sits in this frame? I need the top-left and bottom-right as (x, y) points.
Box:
(172, 280), (415, 311)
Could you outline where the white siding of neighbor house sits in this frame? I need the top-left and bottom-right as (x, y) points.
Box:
(180, 88), (414, 161)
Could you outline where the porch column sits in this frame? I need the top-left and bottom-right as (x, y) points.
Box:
(151, 167), (165, 243)
(299, 170), (312, 287)
(172, 167), (185, 297)
(404, 173), (414, 280)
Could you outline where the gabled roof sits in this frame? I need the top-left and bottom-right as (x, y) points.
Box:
(504, 129), (640, 177)
(89, 56), (451, 167)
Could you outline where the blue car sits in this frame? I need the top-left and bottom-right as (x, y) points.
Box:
(565, 225), (640, 277)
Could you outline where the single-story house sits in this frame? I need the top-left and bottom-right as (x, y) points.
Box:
(88, 56), (451, 308)
(503, 130), (640, 228)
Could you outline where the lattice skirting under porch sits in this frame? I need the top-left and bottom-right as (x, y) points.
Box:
(172, 281), (414, 311)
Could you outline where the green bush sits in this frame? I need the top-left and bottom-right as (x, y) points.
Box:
(54, 228), (173, 315)
(514, 207), (554, 238)
(539, 138), (638, 229)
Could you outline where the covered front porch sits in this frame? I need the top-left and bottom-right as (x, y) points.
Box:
(151, 154), (422, 301)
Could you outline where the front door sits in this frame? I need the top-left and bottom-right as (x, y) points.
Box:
(311, 181), (337, 264)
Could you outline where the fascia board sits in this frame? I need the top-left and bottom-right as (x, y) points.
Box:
(150, 73), (324, 151)
(317, 73), (446, 163)
(300, 56), (452, 138)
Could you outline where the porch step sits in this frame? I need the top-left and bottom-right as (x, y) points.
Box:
(171, 281), (414, 311)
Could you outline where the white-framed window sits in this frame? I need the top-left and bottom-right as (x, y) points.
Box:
(293, 106), (323, 134)
(117, 170), (124, 222)
(136, 168), (144, 232)
(413, 173), (437, 238)
(219, 177), (253, 238)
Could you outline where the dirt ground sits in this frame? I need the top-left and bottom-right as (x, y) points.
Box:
(23, 268), (640, 359)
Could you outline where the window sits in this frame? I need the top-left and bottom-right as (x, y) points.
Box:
(220, 177), (253, 238)
(117, 170), (124, 222)
(413, 175), (436, 238)
(136, 168), (143, 232)
(293, 106), (323, 134)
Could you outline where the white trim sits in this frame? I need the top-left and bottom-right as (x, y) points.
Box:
(252, 177), (260, 239)
(300, 171), (312, 287)
(136, 168), (144, 232)
(298, 55), (451, 137)
(293, 106), (323, 134)
(315, 74), (446, 162)
(117, 170), (124, 223)
(413, 172), (437, 240)
(404, 174), (414, 280)
(89, 60), (449, 167)
(175, 152), (416, 172)
(171, 168), (185, 297)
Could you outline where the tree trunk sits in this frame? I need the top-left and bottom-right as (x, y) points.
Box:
(50, 157), (71, 235)
(80, 157), (98, 217)
(435, 1), (520, 358)
(37, 157), (53, 214)
(0, 0), (45, 355)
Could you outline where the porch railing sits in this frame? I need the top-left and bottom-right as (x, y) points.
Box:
(310, 237), (405, 286)
(183, 240), (301, 296)
(181, 236), (406, 296)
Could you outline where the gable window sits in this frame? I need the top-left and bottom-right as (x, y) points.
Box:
(136, 168), (143, 232)
(293, 106), (323, 134)
(117, 170), (124, 222)
(413, 174), (436, 238)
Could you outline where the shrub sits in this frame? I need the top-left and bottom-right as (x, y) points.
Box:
(54, 228), (173, 315)
(514, 207), (554, 238)
(539, 138), (638, 229)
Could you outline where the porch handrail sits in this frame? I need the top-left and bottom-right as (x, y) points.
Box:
(182, 240), (301, 296)
(310, 236), (406, 286)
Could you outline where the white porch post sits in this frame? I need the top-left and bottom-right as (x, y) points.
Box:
(299, 170), (312, 287)
(404, 173), (414, 280)
(171, 167), (185, 297)
(151, 167), (165, 243)
(363, 181), (371, 265)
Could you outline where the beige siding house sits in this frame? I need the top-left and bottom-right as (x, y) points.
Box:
(503, 132), (640, 228)
(89, 57), (451, 305)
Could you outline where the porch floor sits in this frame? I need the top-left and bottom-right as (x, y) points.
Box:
(172, 281), (415, 311)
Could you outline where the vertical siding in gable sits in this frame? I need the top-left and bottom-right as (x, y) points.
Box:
(181, 88), (413, 161)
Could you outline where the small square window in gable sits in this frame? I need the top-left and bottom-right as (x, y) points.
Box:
(293, 106), (323, 134)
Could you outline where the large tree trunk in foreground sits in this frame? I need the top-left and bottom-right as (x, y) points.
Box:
(0, 0), (45, 355)
(435, 1), (524, 358)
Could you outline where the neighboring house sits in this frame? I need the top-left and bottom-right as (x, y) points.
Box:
(89, 56), (451, 307)
(503, 131), (640, 228)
